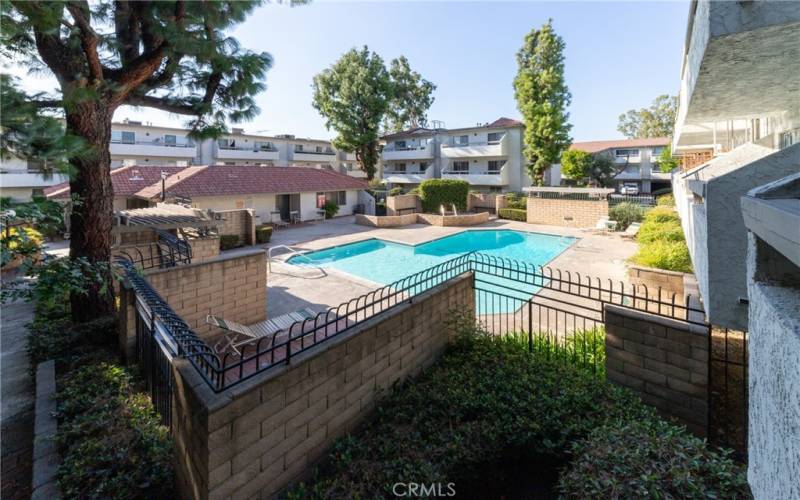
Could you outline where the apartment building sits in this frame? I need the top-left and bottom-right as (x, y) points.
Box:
(555, 137), (672, 193)
(110, 120), (364, 177)
(380, 117), (529, 192)
(0, 156), (70, 202)
(670, 0), (800, 333)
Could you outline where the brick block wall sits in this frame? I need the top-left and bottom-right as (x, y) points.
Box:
(190, 236), (221, 262)
(604, 304), (709, 435)
(386, 194), (421, 215)
(213, 209), (256, 245)
(628, 265), (687, 301)
(119, 250), (267, 355)
(416, 212), (491, 227)
(354, 213), (419, 227)
(526, 197), (608, 228)
(171, 272), (475, 500)
(468, 193), (497, 213)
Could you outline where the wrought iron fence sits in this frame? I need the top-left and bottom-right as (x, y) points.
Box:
(708, 327), (749, 460)
(118, 229), (193, 270)
(123, 252), (705, 393)
(608, 194), (656, 207)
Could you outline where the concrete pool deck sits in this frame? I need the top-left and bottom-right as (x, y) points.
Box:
(256, 216), (638, 318)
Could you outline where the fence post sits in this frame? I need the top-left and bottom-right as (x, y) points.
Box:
(527, 300), (533, 352)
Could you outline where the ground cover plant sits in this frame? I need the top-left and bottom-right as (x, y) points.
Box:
(632, 206), (693, 272)
(288, 316), (746, 498)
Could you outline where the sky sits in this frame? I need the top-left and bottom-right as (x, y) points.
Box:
(13, 1), (690, 142)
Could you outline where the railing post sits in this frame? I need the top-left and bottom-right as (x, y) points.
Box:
(527, 300), (533, 352)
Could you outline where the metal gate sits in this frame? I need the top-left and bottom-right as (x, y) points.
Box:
(134, 294), (176, 428)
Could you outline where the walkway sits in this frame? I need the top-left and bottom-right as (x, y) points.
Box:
(1, 301), (35, 500)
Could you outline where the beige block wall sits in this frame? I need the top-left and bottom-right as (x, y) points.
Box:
(211, 209), (256, 246)
(141, 250), (266, 342)
(354, 213), (418, 227)
(191, 236), (221, 262)
(526, 197), (609, 228)
(468, 193), (497, 212)
(628, 265), (687, 301)
(171, 272), (475, 500)
(386, 194), (421, 215)
(416, 212), (490, 227)
(604, 304), (709, 436)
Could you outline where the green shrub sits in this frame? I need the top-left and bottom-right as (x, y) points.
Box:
(657, 193), (675, 206)
(57, 362), (174, 499)
(388, 187), (404, 196)
(609, 202), (645, 230)
(498, 208), (527, 222)
(219, 234), (241, 250)
(637, 219), (685, 243)
(322, 200), (339, 219)
(255, 225), (273, 244)
(290, 319), (653, 498)
(407, 187), (419, 196)
(632, 239), (693, 273)
(504, 192), (527, 210)
(418, 179), (470, 213)
(560, 419), (749, 498)
(644, 206), (680, 224)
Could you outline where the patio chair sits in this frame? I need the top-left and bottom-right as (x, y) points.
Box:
(271, 211), (289, 228)
(206, 307), (320, 355)
(621, 222), (641, 239)
(289, 210), (302, 224)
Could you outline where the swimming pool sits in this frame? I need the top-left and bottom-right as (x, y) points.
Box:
(287, 230), (576, 314)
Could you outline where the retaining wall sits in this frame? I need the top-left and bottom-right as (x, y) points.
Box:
(416, 212), (491, 227)
(526, 196), (608, 228)
(604, 304), (709, 435)
(386, 195), (421, 216)
(354, 213), (419, 227)
(171, 272), (475, 499)
(627, 265), (688, 300)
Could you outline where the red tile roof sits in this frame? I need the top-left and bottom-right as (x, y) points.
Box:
(45, 165), (368, 200)
(486, 117), (524, 128)
(570, 137), (670, 154)
(44, 165), (188, 199)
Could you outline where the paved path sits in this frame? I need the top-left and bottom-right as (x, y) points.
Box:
(1, 300), (36, 500)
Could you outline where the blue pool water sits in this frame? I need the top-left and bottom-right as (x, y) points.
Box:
(288, 230), (575, 314)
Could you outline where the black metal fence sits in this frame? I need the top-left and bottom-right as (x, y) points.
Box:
(708, 327), (749, 459)
(123, 252), (705, 393)
(608, 194), (656, 207)
(117, 229), (193, 270)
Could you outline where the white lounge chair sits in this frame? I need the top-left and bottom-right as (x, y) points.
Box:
(271, 211), (289, 228)
(207, 307), (320, 354)
(621, 222), (641, 239)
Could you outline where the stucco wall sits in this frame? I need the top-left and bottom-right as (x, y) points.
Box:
(746, 233), (800, 500)
(355, 213), (419, 227)
(171, 272), (475, 499)
(386, 194), (421, 215)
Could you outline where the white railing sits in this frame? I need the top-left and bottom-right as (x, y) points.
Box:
(267, 245), (321, 272)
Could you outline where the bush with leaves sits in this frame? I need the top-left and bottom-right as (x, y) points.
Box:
(637, 219), (684, 243)
(219, 234), (241, 251)
(560, 419), (749, 498)
(387, 187), (404, 197)
(632, 239), (693, 273)
(657, 193), (675, 206)
(1, 225), (44, 267)
(418, 179), (470, 213)
(498, 208), (527, 222)
(504, 192), (527, 210)
(57, 362), (174, 499)
(322, 200), (340, 219)
(255, 225), (273, 244)
(644, 206), (680, 224)
(609, 202), (645, 230)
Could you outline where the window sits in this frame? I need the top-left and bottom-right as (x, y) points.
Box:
(395, 140), (407, 149)
(255, 141), (273, 151)
(315, 146), (323, 153)
(456, 135), (468, 146)
(615, 149), (640, 158)
(295, 144), (304, 152)
(650, 147), (664, 157)
(218, 138), (234, 149)
(419, 162), (429, 171)
(325, 146), (334, 154)
(488, 132), (503, 144)
(394, 163), (407, 173)
(164, 134), (177, 146)
(780, 131), (795, 150)
(317, 191), (346, 207)
(316, 192), (326, 208)
(487, 160), (502, 172)
(112, 131), (136, 144)
(453, 161), (469, 172)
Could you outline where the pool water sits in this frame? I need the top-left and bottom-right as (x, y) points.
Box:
(288, 230), (575, 314)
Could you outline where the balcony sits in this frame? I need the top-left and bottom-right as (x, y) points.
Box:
(215, 145), (280, 161)
(441, 163), (509, 186)
(292, 150), (336, 162)
(441, 134), (508, 158)
(614, 155), (641, 164)
(339, 151), (357, 162)
(110, 140), (197, 158)
(383, 166), (433, 184)
(382, 145), (434, 161)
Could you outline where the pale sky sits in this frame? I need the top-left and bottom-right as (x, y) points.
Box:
(10, 1), (689, 142)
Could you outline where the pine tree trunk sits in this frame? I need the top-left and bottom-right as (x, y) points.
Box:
(65, 101), (116, 322)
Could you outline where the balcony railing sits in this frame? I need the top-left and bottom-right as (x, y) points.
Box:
(294, 150), (335, 156)
(219, 145), (278, 152)
(111, 139), (195, 148)
(383, 144), (428, 152)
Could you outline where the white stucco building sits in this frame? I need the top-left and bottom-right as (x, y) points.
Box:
(0, 156), (70, 202)
(380, 117), (530, 192)
(671, 0), (800, 331)
(740, 172), (800, 500)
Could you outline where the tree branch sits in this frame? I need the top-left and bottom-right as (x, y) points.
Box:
(124, 94), (197, 115)
(66, 1), (103, 83)
(32, 100), (64, 109)
(11, 1), (73, 82)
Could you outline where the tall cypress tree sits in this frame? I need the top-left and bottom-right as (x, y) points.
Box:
(513, 19), (572, 185)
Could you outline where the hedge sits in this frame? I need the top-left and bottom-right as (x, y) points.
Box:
(632, 206), (693, 273)
(560, 419), (749, 498)
(57, 361), (174, 499)
(609, 202), (645, 230)
(219, 234), (241, 250)
(504, 192), (527, 210)
(255, 225), (273, 244)
(498, 208), (527, 222)
(418, 179), (469, 213)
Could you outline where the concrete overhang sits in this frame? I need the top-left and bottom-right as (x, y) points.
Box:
(673, 1), (800, 151)
(741, 172), (800, 269)
(687, 179), (706, 198)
